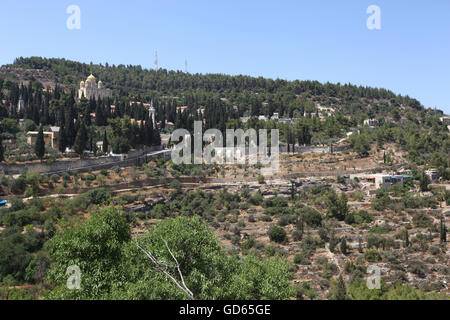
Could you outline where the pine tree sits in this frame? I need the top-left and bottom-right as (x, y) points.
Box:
(102, 131), (109, 153)
(73, 122), (88, 158)
(35, 126), (46, 162)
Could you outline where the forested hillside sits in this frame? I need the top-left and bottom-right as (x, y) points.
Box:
(0, 57), (448, 171)
(2, 56), (435, 120)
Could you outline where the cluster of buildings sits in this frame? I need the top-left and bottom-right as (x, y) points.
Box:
(440, 116), (450, 132)
(350, 169), (441, 194)
(26, 127), (60, 149)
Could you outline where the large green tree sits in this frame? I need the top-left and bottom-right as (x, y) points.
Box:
(46, 209), (295, 300)
(73, 122), (88, 158)
(35, 126), (45, 161)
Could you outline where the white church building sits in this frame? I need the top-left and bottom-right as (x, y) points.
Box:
(78, 74), (112, 100)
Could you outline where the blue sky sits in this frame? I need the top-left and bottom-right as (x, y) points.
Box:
(0, 0), (449, 114)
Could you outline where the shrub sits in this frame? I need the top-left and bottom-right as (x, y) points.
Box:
(84, 188), (112, 205)
(268, 225), (287, 243)
(257, 174), (265, 184)
(364, 249), (382, 262)
(294, 253), (305, 264)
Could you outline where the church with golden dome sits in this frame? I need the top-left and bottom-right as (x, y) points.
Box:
(78, 74), (112, 100)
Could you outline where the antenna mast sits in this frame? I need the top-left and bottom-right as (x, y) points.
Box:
(154, 51), (158, 71)
(185, 59), (188, 73)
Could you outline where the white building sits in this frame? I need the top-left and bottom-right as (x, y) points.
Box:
(363, 119), (378, 128)
(425, 169), (440, 182)
(439, 116), (450, 125)
(351, 173), (405, 189)
(271, 113), (279, 121)
(78, 74), (112, 100)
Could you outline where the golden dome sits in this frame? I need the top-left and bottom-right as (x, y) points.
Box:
(86, 74), (96, 82)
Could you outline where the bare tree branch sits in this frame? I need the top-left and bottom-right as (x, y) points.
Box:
(135, 238), (194, 300)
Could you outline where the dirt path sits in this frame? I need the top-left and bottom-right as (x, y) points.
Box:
(325, 243), (342, 274)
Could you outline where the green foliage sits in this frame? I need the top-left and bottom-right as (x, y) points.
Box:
(73, 122), (88, 157)
(46, 206), (131, 299)
(345, 210), (373, 225)
(364, 249), (382, 262)
(268, 225), (287, 243)
(350, 134), (370, 157)
(34, 126), (45, 160)
(326, 190), (348, 221)
(0, 227), (41, 282)
(348, 280), (449, 300)
(46, 211), (295, 300)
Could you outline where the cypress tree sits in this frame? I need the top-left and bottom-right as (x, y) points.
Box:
(96, 103), (106, 126)
(58, 124), (67, 153)
(440, 218), (447, 244)
(405, 229), (410, 248)
(35, 126), (45, 162)
(340, 238), (348, 255)
(102, 131), (109, 153)
(65, 113), (76, 147)
(153, 125), (161, 146)
(0, 135), (4, 162)
(73, 122), (88, 158)
(334, 276), (347, 300)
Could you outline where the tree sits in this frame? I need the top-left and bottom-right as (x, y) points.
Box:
(46, 211), (295, 300)
(340, 238), (348, 255)
(0, 135), (4, 162)
(153, 125), (161, 146)
(268, 225), (287, 243)
(440, 218), (447, 244)
(35, 126), (45, 162)
(419, 171), (430, 192)
(46, 206), (131, 299)
(326, 190), (349, 221)
(404, 229), (410, 248)
(58, 124), (67, 153)
(358, 237), (363, 253)
(102, 131), (109, 153)
(95, 103), (106, 126)
(328, 275), (347, 300)
(73, 122), (88, 158)
(350, 135), (370, 158)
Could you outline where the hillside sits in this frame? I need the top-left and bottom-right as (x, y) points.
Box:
(1, 57), (436, 121)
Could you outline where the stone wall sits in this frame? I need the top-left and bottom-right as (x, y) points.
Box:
(0, 146), (164, 175)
